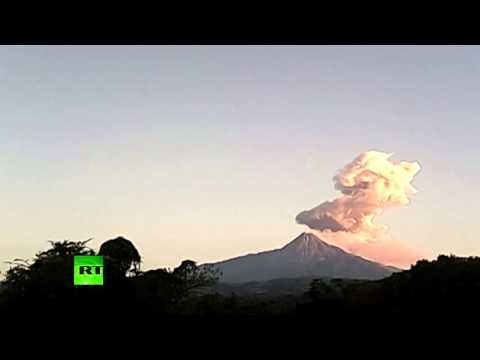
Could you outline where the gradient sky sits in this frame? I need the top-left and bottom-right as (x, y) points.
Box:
(1, 45), (479, 274)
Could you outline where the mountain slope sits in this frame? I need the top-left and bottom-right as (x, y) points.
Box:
(207, 232), (397, 283)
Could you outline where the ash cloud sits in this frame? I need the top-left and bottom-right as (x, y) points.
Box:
(296, 150), (422, 268)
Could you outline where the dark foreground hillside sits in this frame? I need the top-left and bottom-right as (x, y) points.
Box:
(2, 237), (480, 330)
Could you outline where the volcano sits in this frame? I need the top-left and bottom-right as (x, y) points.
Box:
(208, 232), (399, 283)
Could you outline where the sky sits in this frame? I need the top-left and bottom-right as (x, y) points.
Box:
(1, 45), (479, 274)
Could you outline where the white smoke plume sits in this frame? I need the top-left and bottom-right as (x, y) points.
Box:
(296, 150), (422, 268)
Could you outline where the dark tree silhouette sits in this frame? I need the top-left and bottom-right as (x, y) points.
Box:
(132, 260), (220, 315)
(98, 236), (141, 278)
(172, 260), (220, 297)
(0, 236), (225, 321)
(0, 239), (95, 315)
(298, 255), (480, 321)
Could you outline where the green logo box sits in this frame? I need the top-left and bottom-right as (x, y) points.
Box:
(74, 256), (104, 286)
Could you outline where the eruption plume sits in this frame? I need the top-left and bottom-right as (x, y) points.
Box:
(296, 150), (422, 268)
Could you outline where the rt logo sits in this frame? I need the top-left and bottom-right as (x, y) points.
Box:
(74, 256), (104, 286)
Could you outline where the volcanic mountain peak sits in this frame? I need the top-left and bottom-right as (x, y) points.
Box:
(208, 232), (396, 283)
(281, 232), (344, 260)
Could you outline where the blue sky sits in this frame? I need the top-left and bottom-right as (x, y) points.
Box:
(1, 46), (479, 272)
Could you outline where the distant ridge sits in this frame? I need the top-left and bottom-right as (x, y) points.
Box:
(206, 232), (397, 283)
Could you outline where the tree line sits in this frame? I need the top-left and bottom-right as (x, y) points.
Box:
(2, 237), (480, 321)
